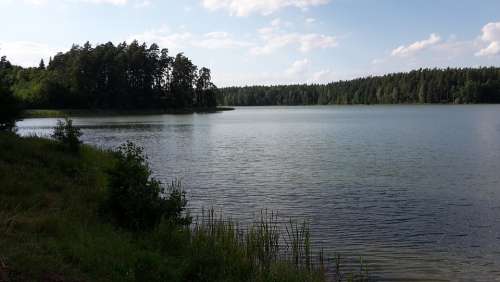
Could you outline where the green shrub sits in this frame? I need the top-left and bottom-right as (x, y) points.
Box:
(0, 84), (21, 132)
(52, 117), (82, 152)
(105, 141), (190, 231)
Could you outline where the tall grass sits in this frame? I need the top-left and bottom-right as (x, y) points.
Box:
(190, 208), (369, 282)
(0, 132), (368, 281)
(188, 208), (325, 281)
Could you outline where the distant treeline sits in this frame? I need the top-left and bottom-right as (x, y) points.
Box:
(0, 41), (217, 110)
(218, 68), (500, 106)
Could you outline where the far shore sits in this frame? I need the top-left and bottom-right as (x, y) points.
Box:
(21, 107), (235, 118)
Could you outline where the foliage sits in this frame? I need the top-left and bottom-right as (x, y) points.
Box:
(0, 133), (367, 282)
(105, 141), (190, 231)
(0, 56), (21, 131)
(52, 117), (83, 152)
(218, 67), (500, 105)
(180, 210), (330, 282)
(1, 41), (218, 110)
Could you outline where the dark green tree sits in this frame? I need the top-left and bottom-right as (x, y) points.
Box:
(38, 59), (45, 70)
(195, 67), (217, 108)
(1, 41), (216, 110)
(218, 67), (500, 106)
(171, 53), (197, 108)
(0, 56), (20, 131)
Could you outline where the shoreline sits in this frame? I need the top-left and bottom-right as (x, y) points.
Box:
(21, 107), (235, 118)
(0, 132), (334, 282)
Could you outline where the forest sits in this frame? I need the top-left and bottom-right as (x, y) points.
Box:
(0, 41), (217, 110)
(218, 68), (500, 106)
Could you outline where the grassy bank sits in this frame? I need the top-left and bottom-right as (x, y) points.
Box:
(21, 107), (235, 118)
(0, 133), (360, 282)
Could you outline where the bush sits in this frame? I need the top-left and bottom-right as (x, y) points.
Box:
(106, 141), (190, 231)
(0, 81), (20, 132)
(52, 117), (82, 152)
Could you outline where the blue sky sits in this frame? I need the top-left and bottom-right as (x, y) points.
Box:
(1, 0), (500, 86)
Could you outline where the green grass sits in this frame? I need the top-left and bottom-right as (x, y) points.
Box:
(0, 132), (365, 282)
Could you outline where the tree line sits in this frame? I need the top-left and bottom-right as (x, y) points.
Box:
(217, 68), (500, 106)
(0, 41), (218, 111)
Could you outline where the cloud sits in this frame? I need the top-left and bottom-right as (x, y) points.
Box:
(0, 41), (58, 67)
(201, 0), (330, 16)
(285, 58), (309, 75)
(21, 0), (135, 6)
(308, 69), (336, 83)
(128, 27), (252, 52)
(128, 27), (193, 52)
(476, 22), (500, 57)
(130, 21), (336, 56)
(305, 17), (315, 24)
(23, 0), (49, 5)
(196, 32), (253, 49)
(251, 20), (337, 55)
(133, 0), (151, 8)
(251, 33), (337, 55)
(391, 33), (441, 57)
(77, 0), (127, 4)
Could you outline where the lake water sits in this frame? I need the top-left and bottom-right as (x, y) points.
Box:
(17, 105), (500, 281)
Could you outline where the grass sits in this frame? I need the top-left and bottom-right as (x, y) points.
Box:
(22, 107), (235, 118)
(0, 132), (366, 282)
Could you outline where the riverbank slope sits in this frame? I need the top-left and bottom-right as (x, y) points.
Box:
(0, 132), (326, 282)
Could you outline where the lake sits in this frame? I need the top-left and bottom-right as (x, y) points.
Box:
(17, 105), (500, 281)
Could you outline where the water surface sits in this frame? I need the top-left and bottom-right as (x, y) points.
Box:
(17, 105), (500, 281)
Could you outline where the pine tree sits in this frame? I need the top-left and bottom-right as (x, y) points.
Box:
(39, 58), (45, 70)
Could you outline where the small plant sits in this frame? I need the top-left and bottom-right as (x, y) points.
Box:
(105, 141), (190, 231)
(52, 117), (82, 152)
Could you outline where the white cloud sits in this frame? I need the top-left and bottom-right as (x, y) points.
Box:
(305, 17), (315, 24)
(134, 0), (151, 8)
(128, 27), (193, 52)
(130, 21), (336, 56)
(204, 31), (230, 38)
(21, 0), (135, 6)
(128, 27), (252, 52)
(285, 58), (309, 75)
(391, 33), (441, 57)
(251, 20), (337, 55)
(271, 18), (282, 27)
(201, 0), (330, 16)
(251, 32), (337, 55)
(23, 0), (49, 5)
(476, 42), (500, 57)
(0, 41), (58, 67)
(77, 0), (127, 4)
(308, 69), (336, 83)
(476, 22), (500, 56)
(197, 32), (253, 49)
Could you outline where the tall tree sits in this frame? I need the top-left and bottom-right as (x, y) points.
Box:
(171, 53), (197, 108)
(218, 67), (500, 106)
(195, 67), (217, 107)
(0, 56), (20, 131)
(38, 59), (45, 70)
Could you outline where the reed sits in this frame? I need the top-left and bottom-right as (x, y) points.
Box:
(0, 133), (368, 281)
(189, 208), (368, 281)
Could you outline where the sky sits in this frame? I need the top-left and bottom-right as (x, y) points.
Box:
(1, 0), (500, 87)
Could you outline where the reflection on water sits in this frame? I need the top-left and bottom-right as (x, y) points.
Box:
(17, 105), (500, 281)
